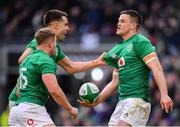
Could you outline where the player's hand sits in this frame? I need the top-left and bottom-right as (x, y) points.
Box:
(97, 52), (107, 66)
(69, 107), (78, 120)
(160, 95), (173, 113)
(77, 99), (98, 107)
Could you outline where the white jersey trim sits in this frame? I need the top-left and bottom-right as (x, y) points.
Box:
(143, 52), (157, 64)
(145, 57), (158, 64)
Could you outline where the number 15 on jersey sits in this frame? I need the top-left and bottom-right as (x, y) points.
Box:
(19, 67), (28, 89)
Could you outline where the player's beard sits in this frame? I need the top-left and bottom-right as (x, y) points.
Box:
(57, 34), (65, 41)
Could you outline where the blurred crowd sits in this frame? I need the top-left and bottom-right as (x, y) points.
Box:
(0, 0), (180, 45)
(0, 0), (180, 126)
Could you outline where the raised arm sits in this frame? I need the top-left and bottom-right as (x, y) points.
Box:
(144, 52), (173, 113)
(18, 48), (33, 64)
(42, 73), (78, 120)
(78, 69), (118, 107)
(57, 52), (106, 74)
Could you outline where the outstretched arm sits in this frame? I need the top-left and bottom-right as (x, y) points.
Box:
(57, 52), (107, 74)
(78, 69), (118, 107)
(144, 52), (173, 113)
(42, 73), (78, 120)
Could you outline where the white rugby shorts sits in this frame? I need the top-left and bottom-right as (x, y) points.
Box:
(8, 102), (54, 126)
(108, 98), (151, 126)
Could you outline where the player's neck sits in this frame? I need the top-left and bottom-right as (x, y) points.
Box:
(37, 46), (51, 56)
(122, 31), (137, 41)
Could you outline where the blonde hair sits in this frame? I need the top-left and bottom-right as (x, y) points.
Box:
(34, 27), (55, 45)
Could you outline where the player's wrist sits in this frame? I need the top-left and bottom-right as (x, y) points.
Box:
(161, 94), (169, 99)
(95, 96), (102, 105)
(160, 91), (168, 97)
(65, 105), (73, 112)
(92, 59), (100, 67)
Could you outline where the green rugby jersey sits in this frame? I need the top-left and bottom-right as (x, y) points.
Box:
(26, 39), (66, 62)
(8, 86), (18, 101)
(15, 50), (57, 106)
(104, 34), (155, 102)
(8, 39), (66, 102)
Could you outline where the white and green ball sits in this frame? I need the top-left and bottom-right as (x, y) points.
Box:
(79, 82), (100, 103)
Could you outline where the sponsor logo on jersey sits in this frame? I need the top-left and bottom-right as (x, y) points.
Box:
(118, 57), (125, 67)
(126, 43), (133, 52)
(110, 54), (118, 60)
(112, 54), (117, 59)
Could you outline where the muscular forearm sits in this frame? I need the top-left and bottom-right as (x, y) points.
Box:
(50, 86), (72, 111)
(98, 80), (118, 104)
(152, 64), (174, 113)
(43, 74), (73, 111)
(58, 53), (106, 74)
(70, 60), (100, 73)
(98, 69), (118, 103)
(152, 66), (168, 96)
(146, 58), (173, 113)
(145, 53), (168, 96)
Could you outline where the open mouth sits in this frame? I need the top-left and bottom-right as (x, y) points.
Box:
(117, 26), (120, 29)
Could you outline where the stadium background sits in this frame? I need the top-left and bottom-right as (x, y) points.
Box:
(0, 0), (179, 126)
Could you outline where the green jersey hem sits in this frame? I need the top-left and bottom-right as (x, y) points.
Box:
(119, 96), (151, 103)
(16, 98), (45, 106)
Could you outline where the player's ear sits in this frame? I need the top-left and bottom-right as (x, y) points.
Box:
(49, 42), (53, 48)
(54, 21), (59, 30)
(46, 40), (52, 48)
(131, 23), (136, 30)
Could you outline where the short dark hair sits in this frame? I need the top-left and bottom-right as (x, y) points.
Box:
(120, 10), (143, 29)
(43, 10), (68, 26)
(35, 27), (55, 45)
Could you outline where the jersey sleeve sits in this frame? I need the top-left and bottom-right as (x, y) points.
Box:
(54, 45), (66, 63)
(8, 85), (18, 101)
(26, 39), (37, 51)
(103, 46), (118, 68)
(39, 58), (57, 74)
(135, 39), (156, 60)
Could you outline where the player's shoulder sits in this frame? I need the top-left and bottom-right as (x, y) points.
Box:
(32, 50), (54, 62)
(135, 34), (150, 42)
(28, 38), (37, 44)
(26, 38), (37, 50)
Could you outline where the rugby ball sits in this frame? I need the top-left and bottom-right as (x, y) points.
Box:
(79, 82), (100, 103)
